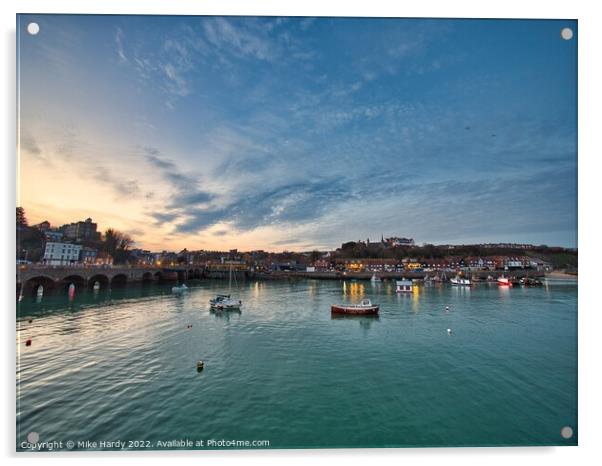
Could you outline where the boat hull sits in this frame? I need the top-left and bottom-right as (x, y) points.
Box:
(331, 304), (379, 315)
(450, 278), (472, 286)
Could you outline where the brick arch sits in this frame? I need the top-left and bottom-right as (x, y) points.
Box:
(110, 273), (128, 287)
(88, 274), (110, 291)
(60, 274), (86, 292)
(22, 275), (56, 297)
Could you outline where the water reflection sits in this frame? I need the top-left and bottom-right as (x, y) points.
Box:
(411, 284), (421, 312)
(210, 308), (242, 320)
(251, 281), (266, 298)
(331, 313), (379, 334)
(342, 281), (365, 298)
(498, 285), (511, 300)
(17, 283), (177, 319)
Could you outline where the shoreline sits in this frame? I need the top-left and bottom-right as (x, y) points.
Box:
(545, 271), (578, 280)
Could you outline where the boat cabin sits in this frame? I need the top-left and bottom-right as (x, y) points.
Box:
(396, 280), (413, 293)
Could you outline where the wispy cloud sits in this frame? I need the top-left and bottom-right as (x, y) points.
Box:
(94, 166), (141, 196)
(115, 27), (127, 63)
(19, 133), (43, 159)
(114, 17), (318, 108)
(202, 17), (279, 62)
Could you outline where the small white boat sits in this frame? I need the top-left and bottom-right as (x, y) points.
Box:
(396, 279), (413, 293)
(209, 293), (230, 306)
(212, 297), (242, 311)
(210, 265), (242, 310)
(172, 284), (188, 293)
(370, 273), (381, 283)
(450, 276), (472, 286)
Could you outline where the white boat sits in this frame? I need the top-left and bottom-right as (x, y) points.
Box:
(209, 293), (230, 305)
(210, 265), (242, 311)
(396, 279), (413, 293)
(209, 293), (242, 310)
(450, 276), (472, 286)
(172, 284), (188, 293)
(370, 273), (381, 282)
(212, 296), (242, 311)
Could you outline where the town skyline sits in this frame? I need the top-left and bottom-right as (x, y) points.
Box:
(18, 16), (577, 251)
(20, 210), (574, 256)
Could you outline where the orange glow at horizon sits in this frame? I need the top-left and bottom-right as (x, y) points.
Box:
(18, 151), (310, 252)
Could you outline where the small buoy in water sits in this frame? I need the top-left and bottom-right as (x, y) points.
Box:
(445, 306), (450, 312)
(186, 324), (192, 329)
(25, 338), (32, 346)
(196, 360), (204, 371)
(447, 328), (452, 335)
(28, 319), (33, 323)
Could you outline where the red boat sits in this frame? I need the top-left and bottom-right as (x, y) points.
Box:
(497, 276), (511, 286)
(331, 299), (379, 315)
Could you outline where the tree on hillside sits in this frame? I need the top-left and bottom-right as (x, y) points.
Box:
(309, 250), (322, 263)
(101, 228), (134, 264)
(16, 207), (27, 227)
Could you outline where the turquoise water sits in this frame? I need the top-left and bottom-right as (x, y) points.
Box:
(16, 279), (577, 450)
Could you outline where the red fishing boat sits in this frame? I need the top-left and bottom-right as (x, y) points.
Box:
(497, 276), (511, 286)
(331, 298), (379, 315)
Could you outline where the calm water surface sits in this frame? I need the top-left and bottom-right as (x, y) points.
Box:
(16, 279), (577, 449)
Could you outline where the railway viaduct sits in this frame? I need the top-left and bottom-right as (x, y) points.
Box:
(16, 265), (205, 297)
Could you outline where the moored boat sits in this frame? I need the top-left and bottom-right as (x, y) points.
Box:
(209, 293), (230, 305)
(520, 277), (542, 286)
(497, 276), (511, 286)
(209, 264), (242, 311)
(450, 276), (472, 286)
(331, 298), (379, 315)
(370, 273), (381, 283)
(172, 284), (188, 293)
(396, 279), (413, 293)
(212, 297), (242, 311)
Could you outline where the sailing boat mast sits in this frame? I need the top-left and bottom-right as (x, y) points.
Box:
(228, 263), (232, 293)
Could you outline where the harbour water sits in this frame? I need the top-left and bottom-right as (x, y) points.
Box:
(16, 279), (577, 449)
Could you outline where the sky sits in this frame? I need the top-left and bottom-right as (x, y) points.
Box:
(17, 15), (578, 251)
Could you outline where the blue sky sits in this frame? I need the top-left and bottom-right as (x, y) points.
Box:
(17, 15), (577, 251)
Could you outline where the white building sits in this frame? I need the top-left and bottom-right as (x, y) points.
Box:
(386, 237), (415, 247)
(43, 242), (82, 265)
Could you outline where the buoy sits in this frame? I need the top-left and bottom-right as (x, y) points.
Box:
(445, 306), (450, 312)
(25, 339), (32, 346)
(447, 328), (452, 335)
(186, 324), (192, 329)
(28, 319), (33, 323)
(196, 360), (204, 371)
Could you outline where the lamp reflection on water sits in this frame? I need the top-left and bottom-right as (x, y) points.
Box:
(344, 281), (365, 298)
(252, 281), (265, 299)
